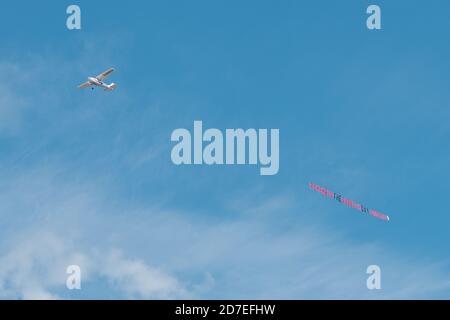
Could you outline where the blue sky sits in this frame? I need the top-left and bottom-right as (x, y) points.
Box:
(0, 0), (449, 299)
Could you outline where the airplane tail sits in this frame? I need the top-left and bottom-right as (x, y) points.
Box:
(105, 83), (117, 91)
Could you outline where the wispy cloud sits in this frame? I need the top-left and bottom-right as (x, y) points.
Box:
(0, 231), (185, 300)
(100, 250), (186, 299)
(0, 164), (449, 299)
(0, 166), (188, 300)
(0, 63), (30, 135)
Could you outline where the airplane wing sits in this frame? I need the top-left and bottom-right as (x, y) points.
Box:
(78, 81), (91, 89)
(96, 68), (115, 81)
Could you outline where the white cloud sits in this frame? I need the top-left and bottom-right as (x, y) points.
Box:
(101, 251), (186, 299)
(0, 231), (82, 300)
(0, 167), (187, 300)
(1, 165), (449, 299)
(0, 229), (186, 300)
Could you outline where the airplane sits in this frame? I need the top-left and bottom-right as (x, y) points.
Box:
(78, 68), (117, 91)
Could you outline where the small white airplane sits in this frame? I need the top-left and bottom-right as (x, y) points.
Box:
(78, 68), (117, 91)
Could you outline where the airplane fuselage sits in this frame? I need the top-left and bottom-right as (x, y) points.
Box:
(88, 76), (105, 88)
(87, 77), (116, 90)
(88, 76), (101, 85)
